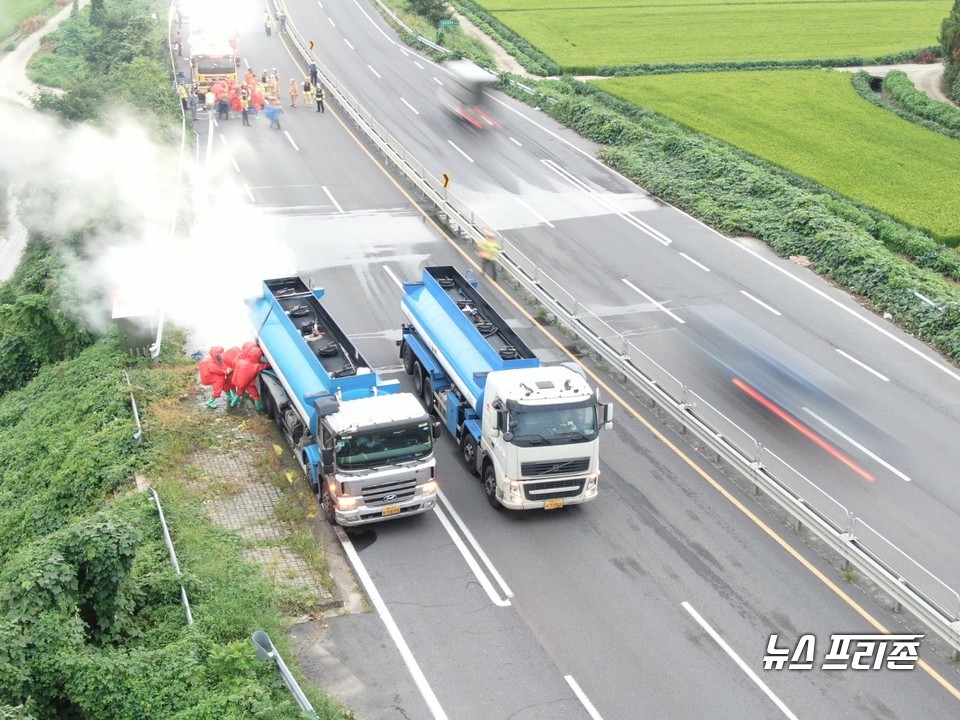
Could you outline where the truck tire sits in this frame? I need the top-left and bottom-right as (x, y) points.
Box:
(413, 360), (424, 397)
(422, 376), (434, 411)
(461, 435), (478, 475)
(320, 485), (337, 525)
(482, 464), (501, 510)
(261, 392), (275, 420)
(401, 342), (414, 375)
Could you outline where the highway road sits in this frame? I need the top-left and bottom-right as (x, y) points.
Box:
(191, 2), (960, 717)
(270, 0), (960, 596)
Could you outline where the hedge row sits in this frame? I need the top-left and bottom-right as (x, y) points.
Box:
(850, 71), (960, 141)
(882, 69), (960, 133)
(498, 77), (960, 362)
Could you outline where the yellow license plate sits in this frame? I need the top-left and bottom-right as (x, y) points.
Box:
(382, 505), (401, 517)
(544, 498), (564, 510)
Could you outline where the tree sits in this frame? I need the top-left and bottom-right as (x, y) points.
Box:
(406, 0), (451, 26)
(940, 0), (960, 100)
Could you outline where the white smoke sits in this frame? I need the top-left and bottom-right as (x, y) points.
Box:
(0, 101), (295, 354)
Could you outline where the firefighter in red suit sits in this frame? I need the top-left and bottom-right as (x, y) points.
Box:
(220, 346), (242, 404)
(198, 346), (232, 408)
(230, 344), (269, 409)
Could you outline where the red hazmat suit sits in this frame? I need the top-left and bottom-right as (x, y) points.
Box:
(232, 345), (269, 401)
(198, 346), (230, 398)
(221, 346), (241, 394)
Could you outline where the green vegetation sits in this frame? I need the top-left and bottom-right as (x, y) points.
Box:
(882, 69), (960, 133)
(475, 0), (948, 71)
(0, 323), (349, 718)
(594, 69), (960, 243)
(29, 0), (178, 130)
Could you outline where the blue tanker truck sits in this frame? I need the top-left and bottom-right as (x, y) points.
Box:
(248, 276), (439, 527)
(399, 266), (612, 510)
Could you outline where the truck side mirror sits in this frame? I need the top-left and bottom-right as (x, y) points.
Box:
(432, 420), (441, 439)
(495, 409), (507, 434)
(601, 402), (613, 430)
(321, 448), (334, 474)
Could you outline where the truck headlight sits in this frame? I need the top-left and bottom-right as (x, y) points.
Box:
(586, 474), (599, 492)
(422, 480), (438, 495)
(338, 496), (358, 510)
(509, 480), (521, 498)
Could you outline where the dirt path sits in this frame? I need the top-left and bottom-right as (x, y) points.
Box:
(840, 62), (953, 104)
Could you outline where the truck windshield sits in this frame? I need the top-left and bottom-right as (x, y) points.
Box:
(510, 404), (598, 446)
(335, 422), (433, 470)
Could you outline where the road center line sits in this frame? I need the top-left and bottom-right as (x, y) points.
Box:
(433, 504), (510, 607)
(368, 64), (381, 79)
(437, 489), (514, 599)
(565, 675), (605, 720)
(516, 198), (554, 228)
(344, 38), (354, 50)
(802, 407), (911, 481)
(400, 97), (420, 115)
(284, 130), (299, 152)
(340, 529), (450, 720)
(622, 278), (685, 324)
(835, 348), (889, 381)
(681, 602), (798, 720)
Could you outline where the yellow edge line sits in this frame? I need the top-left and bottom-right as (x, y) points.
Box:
(280, 37), (960, 699)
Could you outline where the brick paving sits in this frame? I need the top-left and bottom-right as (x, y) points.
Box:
(191, 426), (337, 608)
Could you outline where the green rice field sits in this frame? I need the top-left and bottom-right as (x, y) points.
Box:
(484, 1), (950, 68)
(594, 69), (960, 241)
(0, 0), (53, 41)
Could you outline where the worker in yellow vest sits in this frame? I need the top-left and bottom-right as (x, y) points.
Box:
(478, 230), (500, 280)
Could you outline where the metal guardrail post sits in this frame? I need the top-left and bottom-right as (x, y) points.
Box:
(148, 487), (193, 625)
(252, 631), (318, 718)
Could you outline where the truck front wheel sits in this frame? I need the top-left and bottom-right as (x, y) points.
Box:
(401, 342), (414, 375)
(320, 486), (337, 525)
(482, 465), (501, 510)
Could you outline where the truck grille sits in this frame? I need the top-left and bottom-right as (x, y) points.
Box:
(523, 478), (586, 501)
(361, 477), (418, 506)
(521, 457), (590, 476)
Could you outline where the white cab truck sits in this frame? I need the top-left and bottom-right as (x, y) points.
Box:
(399, 266), (612, 510)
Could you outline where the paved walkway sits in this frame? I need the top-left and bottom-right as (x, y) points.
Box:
(189, 409), (339, 613)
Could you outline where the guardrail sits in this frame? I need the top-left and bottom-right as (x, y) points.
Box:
(252, 630), (318, 719)
(275, 6), (960, 659)
(149, 486), (194, 625)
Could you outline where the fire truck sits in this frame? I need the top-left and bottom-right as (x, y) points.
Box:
(189, 29), (239, 94)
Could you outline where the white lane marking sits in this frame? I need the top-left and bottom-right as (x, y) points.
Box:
(622, 278), (685, 324)
(414, 61), (424, 69)
(243, 56), (250, 68)
(835, 348), (889, 381)
(243, 184), (255, 203)
(219, 134), (228, 146)
(740, 290), (781, 316)
(350, 0), (398, 44)
(437, 489), (513, 599)
(803, 408), (911, 481)
(433, 76), (443, 85)
(230, 156), (240, 173)
(318, 0), (323, 7)
(433, 505), (510, 607)
(340, 529), (450, 720)
(384, 264), (404, 289)
(322, 185), (344, 213)
(509, 136), (522, 147)
(682, 602), (798, 720)
(447, 140), (474, 163)
(328, 17), (336, 28)
(516, 198), (555, 228)
(399, 47), (409, 57)
(679, 252), (710, 272)
(542, 158), (672, 245)
(344, 38), (354, 50)
(565, 676), (604, 720)
(368, 64), (381, 79)
(400, 97), (420, 115)
(284, 131), (299, 152)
